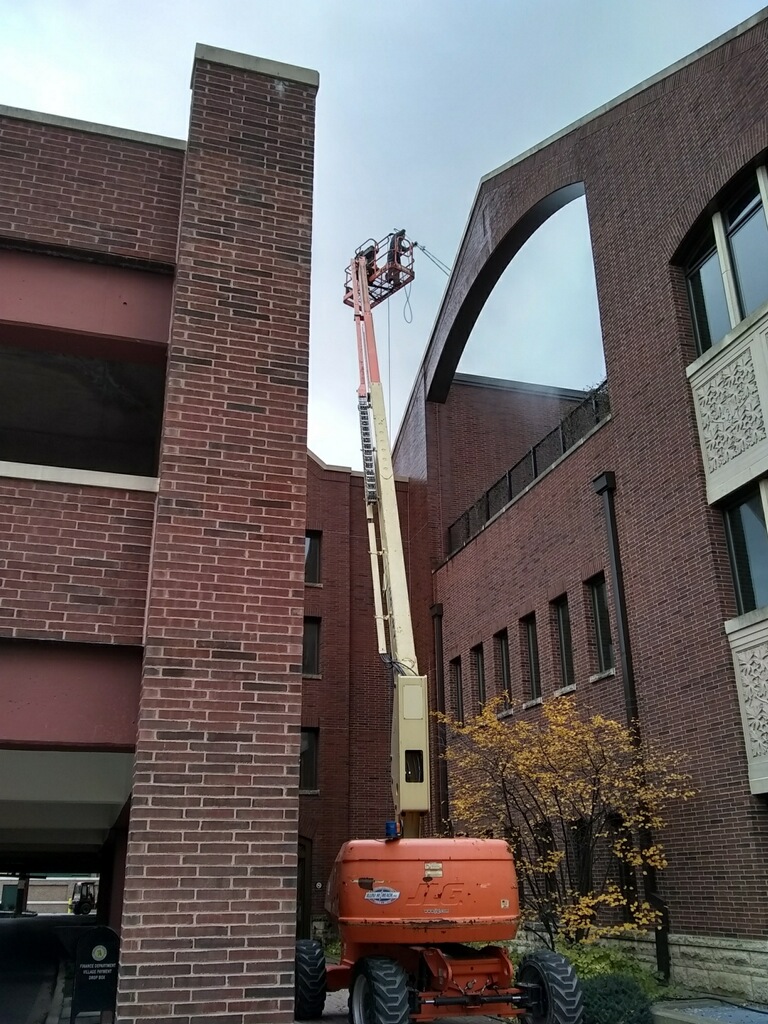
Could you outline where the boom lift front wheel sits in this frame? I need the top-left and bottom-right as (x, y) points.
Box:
(517, 949), (584, 1024)
(294, 939), (327, 1021)
(349, 957), (410, 1024)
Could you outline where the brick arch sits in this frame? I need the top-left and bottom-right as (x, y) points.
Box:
(665, 118), (768, 263)
(420, 17), (768, 407)
(426, 180), (585, 402)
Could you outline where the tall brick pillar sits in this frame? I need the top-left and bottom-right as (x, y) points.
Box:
(117, 47), (317, 1024)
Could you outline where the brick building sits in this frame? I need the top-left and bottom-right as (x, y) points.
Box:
(391, 8), (768, 998)
(2, 8), (768, 1019)
(0, 45), (319, 1023)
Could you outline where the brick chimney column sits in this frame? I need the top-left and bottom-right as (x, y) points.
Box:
(117, 46), (317, 1024)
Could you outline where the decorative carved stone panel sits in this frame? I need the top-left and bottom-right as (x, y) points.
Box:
(688, 308), (768, 503)
(735, 642), (768, 759)
(697, 349), (765, 472)
(726, 609), (768, 795)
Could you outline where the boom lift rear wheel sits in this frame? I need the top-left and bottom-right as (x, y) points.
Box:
(348, 957), (410, 1024)
(517, 949), (584, 1024)
(294, 939), (327, 1020)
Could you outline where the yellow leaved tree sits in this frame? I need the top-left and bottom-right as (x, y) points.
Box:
(439, 696), (695, 948)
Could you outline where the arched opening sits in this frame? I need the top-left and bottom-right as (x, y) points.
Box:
(457, 194), (603, 389)
(435, 191), (608, 553)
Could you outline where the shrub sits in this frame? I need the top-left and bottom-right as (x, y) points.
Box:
(581, 974), (653, 1024)
(555, 941), (663, 998)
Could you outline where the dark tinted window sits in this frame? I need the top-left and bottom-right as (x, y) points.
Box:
(305, 532), (321, 584)
(725, 490), (768, 614)
(687, 241), (730, 354)
(553, 595), (575, 688)
(522, 615), (541, 700)
(589, 575), (614, 673)
(727, 185), (768, 320)
(302, 618), (321, 675)
(494, 629), (511, 700)
(299, 729), (318, 790)
(450, 657), (463, 723)
(472, 644), (486, 706)
(0, 343), (165, 476)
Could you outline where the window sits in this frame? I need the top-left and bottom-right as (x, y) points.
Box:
(553, 595), (575, 688)
(302, 617), (321, 675)
(724, 487), (768, 615)
(494, 629), (511, 701)
(450, 657), (464, 723)
(589, 575), (614, 673)
(687, 228), (731, 354)
(686, 166), (768, 355)
(472, 644), (486, 706)
(299, 729), (318, 790)
(521, 615), (541, 700)
(0, 332), (165, 476)
(725, 179), (768, 320)
(304, 531), (322, 584)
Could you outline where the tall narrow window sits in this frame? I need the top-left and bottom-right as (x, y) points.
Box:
(450, 657), (464, 723)
(589, 576), (614, 673)
(304, 531), (322, 584)
(495, 629), (512, 701)
(553, 595), (575, 688)
(725, 180), (768, 320)
(302, 617), (321, 675)
(725, 488), (768, 614)
(472, 644), (486, 706)
(686, 228), (730, 354)
(299, 729), (318, 790)
(521, 615), (541, 700)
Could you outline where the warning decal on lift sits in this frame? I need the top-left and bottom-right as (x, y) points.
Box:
(364, 887), (401, 905)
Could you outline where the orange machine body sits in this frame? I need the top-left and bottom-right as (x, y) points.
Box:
(326, 837), (520, 945)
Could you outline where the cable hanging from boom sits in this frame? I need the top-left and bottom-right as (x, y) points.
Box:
(412, 241), (452, 276)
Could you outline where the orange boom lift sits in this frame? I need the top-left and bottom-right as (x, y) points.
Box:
(293, 234), (584, 1024)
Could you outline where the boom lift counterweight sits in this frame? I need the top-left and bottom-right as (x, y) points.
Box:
(293, 233), (584, 1024)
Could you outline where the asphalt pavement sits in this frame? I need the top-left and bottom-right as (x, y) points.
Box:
(0, 916), (60, 1024)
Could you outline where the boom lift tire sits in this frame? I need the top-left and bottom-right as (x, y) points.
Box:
(294, 939), (327, 1020)
(517, 949), (584, 1024)
(348, 957), (410, 1024)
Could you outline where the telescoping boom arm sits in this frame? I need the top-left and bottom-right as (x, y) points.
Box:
(344, 232), (430, 838)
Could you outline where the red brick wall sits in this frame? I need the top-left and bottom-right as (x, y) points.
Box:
(404, 17), (768, 940)
(117, 53), (316, 1024)
(0, 115), (182, 264)
(0, 480), (153, 644)
(301, 456), (352, 920)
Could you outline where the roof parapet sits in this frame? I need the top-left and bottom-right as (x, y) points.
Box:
(0, 104), (185, 150)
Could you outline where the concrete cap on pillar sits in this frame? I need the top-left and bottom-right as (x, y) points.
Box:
(193, 43), (319, 89)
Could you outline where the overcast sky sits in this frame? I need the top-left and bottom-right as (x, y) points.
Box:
(1, 0), (764, 467)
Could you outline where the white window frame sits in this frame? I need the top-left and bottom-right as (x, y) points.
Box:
(710, 165), (768, 332)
